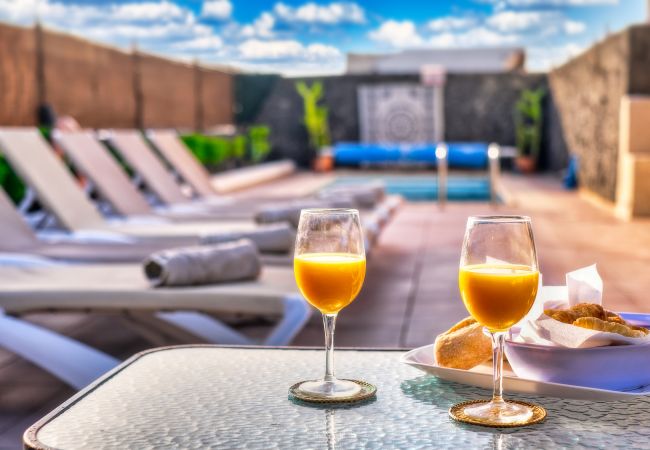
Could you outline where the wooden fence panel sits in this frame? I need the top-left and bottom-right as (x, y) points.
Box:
(0, 23), (38, 125)
(138, 53), (196, 129)
(43, 29), (136, 128)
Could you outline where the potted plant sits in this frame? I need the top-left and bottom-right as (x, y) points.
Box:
(295, 81), (333, 171)
(514, 88), (545, 173)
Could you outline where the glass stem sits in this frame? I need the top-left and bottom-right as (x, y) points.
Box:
(491, 331), (506, 405)
(323, 313), (337, 382)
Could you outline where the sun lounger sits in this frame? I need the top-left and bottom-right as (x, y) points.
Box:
(55, 129), (389, 251)
(0, 128), (271, 245)
(0, 255), (311, 388)
(56, 130), (261, 221)
(147, 129), (403, 223)
(147, 130), (296, 194)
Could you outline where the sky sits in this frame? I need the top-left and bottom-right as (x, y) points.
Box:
(0, 0), (645, 76)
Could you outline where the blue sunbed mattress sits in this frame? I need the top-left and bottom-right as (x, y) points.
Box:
(333, 142), (488, 169)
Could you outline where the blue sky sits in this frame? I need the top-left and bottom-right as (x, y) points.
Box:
(0, 0), (644, 75)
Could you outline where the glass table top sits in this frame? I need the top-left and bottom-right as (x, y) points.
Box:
(26, 346), (650, 449)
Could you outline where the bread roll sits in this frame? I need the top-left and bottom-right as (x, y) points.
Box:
(434, 317), (492, 370)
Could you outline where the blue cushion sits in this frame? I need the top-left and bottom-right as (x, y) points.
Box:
(333, 142), (488, 168)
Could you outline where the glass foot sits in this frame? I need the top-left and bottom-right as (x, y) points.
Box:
(289, 379), (377, 404)
(449, 399), (546, 427)
(297, 378), (361, 399)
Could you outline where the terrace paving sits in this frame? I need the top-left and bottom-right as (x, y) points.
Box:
(1, 173), (649, 447)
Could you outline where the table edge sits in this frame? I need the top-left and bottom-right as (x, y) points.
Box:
(23, 345), (410, 450)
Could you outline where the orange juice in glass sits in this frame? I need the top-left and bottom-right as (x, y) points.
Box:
(291, 209), (368, 401)
(459, 263), (538, 332)
(294, 253), (366, 314)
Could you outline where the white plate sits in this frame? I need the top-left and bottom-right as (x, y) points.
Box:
(401, 344), (650, 401)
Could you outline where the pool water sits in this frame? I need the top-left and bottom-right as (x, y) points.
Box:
(330, 176), (493, 201)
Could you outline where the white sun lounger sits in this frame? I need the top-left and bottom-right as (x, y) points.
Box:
(115, 129), (400, 235)
(0, 128), (269, 245)
(147, 129), (296, 195)
(56, 130), (264, 221)
(0, 255), (311, 388)
(54, 129), (388, 252)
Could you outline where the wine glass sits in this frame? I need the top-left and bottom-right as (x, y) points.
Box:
(292, 208), (366, 399)
(453, 215), (541, 426)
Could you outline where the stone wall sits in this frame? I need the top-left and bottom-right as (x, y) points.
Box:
(238, 73), (567, 169)
(549, 25), (650, 202)
(0, 23), (234, 129)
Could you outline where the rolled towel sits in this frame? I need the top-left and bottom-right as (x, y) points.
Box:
(200, 223), (295, 254)
(144, 239), (261, 287)
(254, 199), (355, 227)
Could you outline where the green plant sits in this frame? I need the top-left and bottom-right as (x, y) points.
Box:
(515, 88), (545, 161)
(248, 125), (271, 163)
(231, 135), (247, 160)
(0, 156), (25, 204)
(295, 81), (331, 151)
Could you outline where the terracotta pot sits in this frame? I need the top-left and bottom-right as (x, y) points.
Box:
(313, 154), (334, 172)
(515, 156), (536, 174)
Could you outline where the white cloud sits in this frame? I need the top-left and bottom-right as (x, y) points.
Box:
(111, 1), (187, 22)
(527, 43), (585, 71)
(429, 27), (520, 47)
(487, 0), (616, 5)
(487, 11), (557, 32)
(273, 2), (365, 25)
(369, 20), (424, 48)
(238, 39), (341, 60)
(241, 12), (275, 38)
(172, 36), (223, 51)
(564, 20), (586, 34)
(201, 0), (232, 20)
(427, 16), (477, 32)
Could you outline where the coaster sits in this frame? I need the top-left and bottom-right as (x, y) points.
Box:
(449, 400), (547, 428)
(289, 380), (377, 404)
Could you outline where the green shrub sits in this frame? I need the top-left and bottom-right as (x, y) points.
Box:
(0, 156), (25, 204)
(249, 125), (271, 162)
(231, 135), (247, 160)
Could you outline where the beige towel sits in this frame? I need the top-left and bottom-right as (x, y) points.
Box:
(144, 239), (261, 287)
(200, 223), (295, 254)
(254, 199), (355, 227)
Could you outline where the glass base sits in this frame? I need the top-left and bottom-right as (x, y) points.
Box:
(450, 399), (546, 427)
(296, 378), (361, 399)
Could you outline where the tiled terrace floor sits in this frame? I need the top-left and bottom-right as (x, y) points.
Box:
(1, 173), (650, 447)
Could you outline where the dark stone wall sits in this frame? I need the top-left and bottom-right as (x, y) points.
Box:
(243, 74), (418, 166)
(549, 24), (650, 201)
(628, 25), (650, 94)
(444, 73), (546, 144)
(239, 73), (567, 170)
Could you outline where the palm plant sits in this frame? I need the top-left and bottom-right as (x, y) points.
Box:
(295, 81), (331, 152)
(514, 88), (545, 164)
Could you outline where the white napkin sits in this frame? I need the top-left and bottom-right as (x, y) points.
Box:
(513, 265), (650, 348)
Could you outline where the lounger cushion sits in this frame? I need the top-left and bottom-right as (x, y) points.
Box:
(200, 223), (295, 254)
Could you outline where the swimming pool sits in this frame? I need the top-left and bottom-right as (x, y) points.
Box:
(329, 175), (494, 202)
